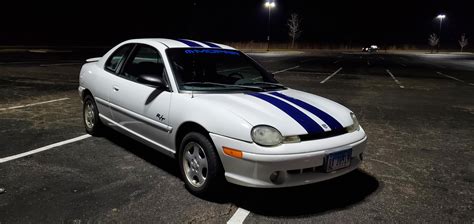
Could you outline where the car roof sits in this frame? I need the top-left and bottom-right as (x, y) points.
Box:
(125, 38), (235, 50)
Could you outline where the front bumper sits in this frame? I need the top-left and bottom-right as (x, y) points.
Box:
(210, 131), (367, 188)
(78, 86), (86, 102)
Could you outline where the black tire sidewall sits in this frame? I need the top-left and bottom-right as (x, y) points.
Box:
(178, 132), (223, 195)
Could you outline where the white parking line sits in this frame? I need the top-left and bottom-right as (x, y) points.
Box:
(320, 67), (343, 84)
(227, 208), (250, 224)
(273, 65), (300, 74)
(436, 72), (474, 85)
(0, 134), (91, 163)
(386, 69), (405, 89)
(0, 98), (70, 111)
(398, 62), (407, 67)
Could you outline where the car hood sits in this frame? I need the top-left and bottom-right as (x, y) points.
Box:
(193, 88), (353, 136)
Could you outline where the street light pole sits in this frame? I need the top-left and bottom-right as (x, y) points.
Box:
(436, 14), (446, 52)
(265, 1), (275, 51)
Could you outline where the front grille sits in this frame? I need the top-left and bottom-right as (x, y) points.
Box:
(299, 128), (348, 141)
(287, 166), (325, 174)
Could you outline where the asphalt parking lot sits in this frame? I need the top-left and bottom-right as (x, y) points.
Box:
(0, 48), (473, 223)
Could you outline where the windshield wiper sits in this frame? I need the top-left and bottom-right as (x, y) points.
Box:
(182, 82), (264, 91)
(238, 82), (285, 88)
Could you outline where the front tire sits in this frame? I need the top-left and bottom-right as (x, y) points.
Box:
(83, 95), (103, 136)
(178, 132), (224, 196)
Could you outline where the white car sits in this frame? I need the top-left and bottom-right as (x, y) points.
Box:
(79, 38), (367, 195)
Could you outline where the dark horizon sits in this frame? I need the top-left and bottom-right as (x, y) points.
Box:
(1, 0), (473, 47)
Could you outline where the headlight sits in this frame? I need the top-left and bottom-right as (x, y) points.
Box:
(251, 125), (283, 146)
(346, 112), (360, 133)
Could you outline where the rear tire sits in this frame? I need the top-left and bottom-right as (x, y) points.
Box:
(83, 94), (103, 136)
(178, 132), (224, 196)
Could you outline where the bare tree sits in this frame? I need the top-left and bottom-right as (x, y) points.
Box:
(459, 33), (468, 52)
(287, 13), (302, 48)
(429, 33), (439, 53)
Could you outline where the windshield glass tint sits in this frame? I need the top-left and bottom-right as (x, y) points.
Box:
(166, 48), (280, 91)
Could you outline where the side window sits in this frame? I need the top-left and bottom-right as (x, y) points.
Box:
(122, 45), (165, 83)
(105, 44), (133, 73)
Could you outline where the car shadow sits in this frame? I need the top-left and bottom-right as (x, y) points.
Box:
(101, 128), (380, 217)
(218, 169), (380, 217)
(100, 128), (180, 177)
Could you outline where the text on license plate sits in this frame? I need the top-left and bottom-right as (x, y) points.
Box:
(325, 149), (352, 172)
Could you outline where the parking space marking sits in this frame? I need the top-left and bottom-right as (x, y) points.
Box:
(398, 62), (407, 67)
(436, 72), (474, 86)
(320, 67), (343, 84)
(0, 134), (91, 163)
(386, 69), (405, 89)
(273, 65), (300, 74)
(0, 98), (70, 111)
(227, 208), (250, 224)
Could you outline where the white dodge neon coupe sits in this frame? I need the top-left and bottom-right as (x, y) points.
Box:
(79, 38), (367, 195)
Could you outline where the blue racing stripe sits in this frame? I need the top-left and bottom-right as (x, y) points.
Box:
(270, 92), (344, 131)
(201, 41), (221, 48)
(247, 93), (324, 134)
(175, 39), (204, 47)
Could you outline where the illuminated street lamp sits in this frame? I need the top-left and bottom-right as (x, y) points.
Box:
(436, 14), (446, 51)
(436, 14), (446, 32)
(265, 0), (276, 51)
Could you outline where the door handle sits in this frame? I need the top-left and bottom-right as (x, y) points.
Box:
(113, 86), (120, 91)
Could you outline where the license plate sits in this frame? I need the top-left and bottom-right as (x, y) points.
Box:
(324, 149), (352, 172)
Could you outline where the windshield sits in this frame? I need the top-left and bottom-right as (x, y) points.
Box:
(166, 48), (284, 92)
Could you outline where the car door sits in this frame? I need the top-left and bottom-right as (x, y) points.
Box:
(94, 44), (134, 120)
(109, 44), (173, 150)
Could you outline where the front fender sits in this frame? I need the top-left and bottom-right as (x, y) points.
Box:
(169, 93), (253, 143)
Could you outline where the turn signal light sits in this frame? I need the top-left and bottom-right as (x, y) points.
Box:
(223, 147), (243, 159)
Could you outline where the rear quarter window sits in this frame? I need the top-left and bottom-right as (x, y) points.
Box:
(105, 44), (133, 73)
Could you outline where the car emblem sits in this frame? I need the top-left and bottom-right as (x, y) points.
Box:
(156, 113), (165, 121)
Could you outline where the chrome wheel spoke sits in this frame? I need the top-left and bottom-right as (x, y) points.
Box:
(192, 145), (200, 158)
(197, 156), (208, 170)
(184, 151), (193, 162)
(84, 102), (95, 128)
(196, 173), (205, 184)
(182, 141), (209, 188)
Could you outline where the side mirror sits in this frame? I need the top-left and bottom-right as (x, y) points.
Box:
(137, 74), (167, 89)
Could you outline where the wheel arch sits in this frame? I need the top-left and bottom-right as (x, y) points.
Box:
(81, 88), (93, 100)
(175, 121), (212, 151)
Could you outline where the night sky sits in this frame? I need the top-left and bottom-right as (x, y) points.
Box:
(1, 0), (473, 47)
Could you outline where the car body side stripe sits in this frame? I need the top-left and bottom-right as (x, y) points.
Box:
(175, 39), (204, 47)
(247, 93), (324, 134)
(270, 92), (344, 130)
(201, 41), (221, 48)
